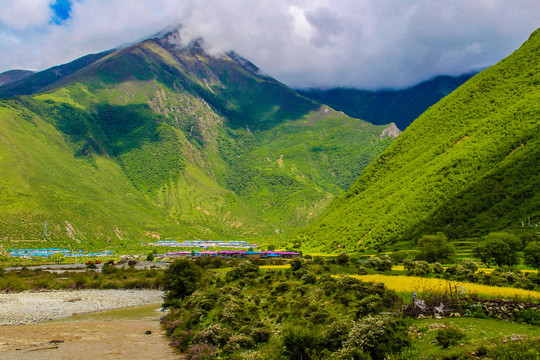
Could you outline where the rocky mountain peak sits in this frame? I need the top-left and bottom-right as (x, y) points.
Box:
(380, 122), (402, 139)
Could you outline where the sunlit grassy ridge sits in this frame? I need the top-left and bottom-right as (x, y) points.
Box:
(351, 274), (540, 301)
(301, 28), (540, 252)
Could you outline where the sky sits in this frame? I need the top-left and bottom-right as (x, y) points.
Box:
(0, 0), (538, 90)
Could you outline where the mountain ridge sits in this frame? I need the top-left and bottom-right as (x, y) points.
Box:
(297, 72), (476, 131)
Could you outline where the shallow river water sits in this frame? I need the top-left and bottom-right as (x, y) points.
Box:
(0, 304), (182, 359)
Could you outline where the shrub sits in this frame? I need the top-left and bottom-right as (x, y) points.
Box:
(290, 258), (304, 271)
(250, 327), (272, 344)
(432, 262), (444, 274)
(282, 326), (323, 360)
(186, 343), (218, 360)
(339, 315), (410, 360)
(195, 324), (231, 346)
(226, 261), (259, 281)
(435, 327), (466, 348)
(514, 309), (540, 326)
(223, 334), (255, 353)
(101, 263), (118, 275)
(170, 329), (195, 351)
(464, 304), (488, 319)
(367, 255), (393, 271)
(404, 260), (431, 276)
(336, 253), (350, 265)
(488, 338), (540, 360)
(321, 318), (352, 351)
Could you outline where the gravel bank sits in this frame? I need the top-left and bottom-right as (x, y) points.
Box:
(0, 289), (164, 326)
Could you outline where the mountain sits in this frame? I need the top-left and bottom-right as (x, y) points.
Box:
(0, 30), (395, 247)
(297, 73), (475, 131)
(0, 70), (34, 86)
(0, 51), (113, 98)
(300, 28), (540, 253)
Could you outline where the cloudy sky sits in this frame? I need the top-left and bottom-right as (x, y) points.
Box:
(0, 0), (538, 90)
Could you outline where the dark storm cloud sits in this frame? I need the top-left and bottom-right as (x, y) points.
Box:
(0, 0), (538, 89)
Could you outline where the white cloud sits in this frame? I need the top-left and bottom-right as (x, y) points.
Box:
(0, 0), (54, 29)
(0, 0), (538, 89)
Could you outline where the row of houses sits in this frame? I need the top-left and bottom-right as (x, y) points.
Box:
(148, 240), (258, 248)
(165, 250), (301, 259)
(7, 248), (112, 258)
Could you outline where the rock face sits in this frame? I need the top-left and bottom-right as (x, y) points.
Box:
(379, 122), (402, 139)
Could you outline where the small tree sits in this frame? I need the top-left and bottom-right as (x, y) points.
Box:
(146, 252), (155, 261)
(336, 253), (350, 265)
(475, 232), (522, 267)
(524, 241), (540, 270)
(416, 233), (455, 263)
(162, 259), (202, 308)
(290, 258), (304, 271)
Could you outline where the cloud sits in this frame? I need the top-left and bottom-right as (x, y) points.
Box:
(0, 0), (538, 89)
(0, 0), (55, 29)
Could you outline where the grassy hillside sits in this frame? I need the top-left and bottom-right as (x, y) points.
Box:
(0, 32), (394, 247)
(300, 28), (540, 253)
(298, 73), (475, 131)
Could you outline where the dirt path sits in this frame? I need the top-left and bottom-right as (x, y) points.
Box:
(0, 304), (183, 359)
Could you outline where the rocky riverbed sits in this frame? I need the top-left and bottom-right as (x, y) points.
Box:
(0, 289), (164, 326)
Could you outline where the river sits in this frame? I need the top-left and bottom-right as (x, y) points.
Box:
(0, 304), (182, 359)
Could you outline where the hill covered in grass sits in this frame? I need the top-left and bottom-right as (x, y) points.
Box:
(300, 28), (540, 253)
(0, 30), (395, 247)
(297, 72), (475, 131)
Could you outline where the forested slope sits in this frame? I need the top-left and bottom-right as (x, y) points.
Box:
(301, 28), (540, 252)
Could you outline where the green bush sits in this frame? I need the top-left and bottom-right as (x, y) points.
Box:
(488, 338), (540, 360)
(336, 253), (350, 265)
(435, 327), (466, 348)
(367, 255), (393, 271)
(514, 309), (540, 326)
(339, 315), (411, 360)
(282, 326), (323, 360)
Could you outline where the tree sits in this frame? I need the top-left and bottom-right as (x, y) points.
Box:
(415, 233), (455, 263)
(146, 252), (154, 261)
(336, 252), (350, 265)
(524, 241), (540, 270)
(474, 232), (522, 267)
(162, 259), (202, 308)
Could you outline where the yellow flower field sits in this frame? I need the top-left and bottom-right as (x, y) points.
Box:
(259, 264), (291, 269)
(350, 274), (540, 300)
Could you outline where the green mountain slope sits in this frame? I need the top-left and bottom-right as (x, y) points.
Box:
(297, 73), (475, 130)
(300, 28), (540, 253)
(0, 31), (394, 246)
